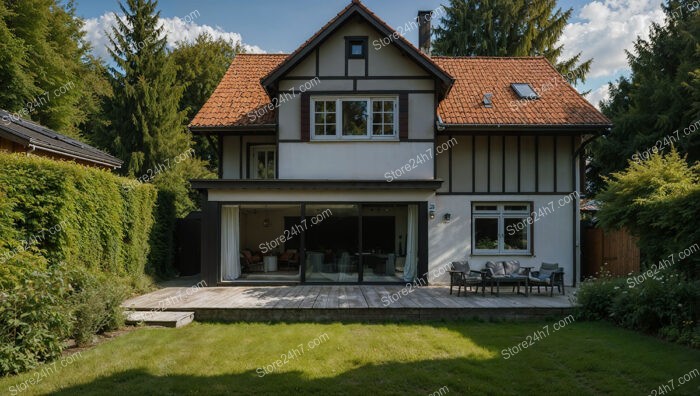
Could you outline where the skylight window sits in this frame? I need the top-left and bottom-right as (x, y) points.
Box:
(511, 83), (539, 99)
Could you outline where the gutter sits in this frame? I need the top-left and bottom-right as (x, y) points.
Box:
(436, 120), (613, 134)
(28, 144), (122, 169)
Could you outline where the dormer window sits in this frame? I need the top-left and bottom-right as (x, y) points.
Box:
(346, 37), (367, 59)
(311, 96), (397, 140)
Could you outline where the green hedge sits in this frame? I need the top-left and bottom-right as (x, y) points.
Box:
(0, 152), (157, 284)
(0, 153), (158, 375)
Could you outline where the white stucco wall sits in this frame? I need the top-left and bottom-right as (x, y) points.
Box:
(278, 141), (434, 180)
(427, 194), (579, 286)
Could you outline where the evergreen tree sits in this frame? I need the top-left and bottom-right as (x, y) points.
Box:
(170, 33), (241, 169)
(0, 2), (36, 112)
(432, 0), (591, 85)
(588, 0), (700, 193)
(0, 0), (107, 139)
(103, 0), (190, 176)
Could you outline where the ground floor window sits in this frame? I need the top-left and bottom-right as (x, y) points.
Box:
(221, 203), (419, 283)
(472, 203), (531, 255)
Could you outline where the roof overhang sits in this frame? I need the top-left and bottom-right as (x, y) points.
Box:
(260, 1), (454, 99)
(437, 123), (613, 135)
(28, 142), (123, 169)
(191, 179), (444, 191)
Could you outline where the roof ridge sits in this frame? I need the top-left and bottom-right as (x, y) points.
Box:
(237, 53), (289, 56)
(431, 56), (547, 60)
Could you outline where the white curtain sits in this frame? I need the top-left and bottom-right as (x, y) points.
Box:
(221, 206), (241, 281)
(403, 205), (418, 282)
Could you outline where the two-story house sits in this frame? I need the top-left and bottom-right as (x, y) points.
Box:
(190, 0), (611, 287)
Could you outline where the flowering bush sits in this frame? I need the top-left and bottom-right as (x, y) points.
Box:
(576, 267), (700, 348)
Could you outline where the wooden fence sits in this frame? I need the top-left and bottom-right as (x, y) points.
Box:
(582, 227), (640, 278)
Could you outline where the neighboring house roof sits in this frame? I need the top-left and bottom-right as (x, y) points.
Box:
(0, 109), (123, 169)
(190, 54), (286, 130)
(260, 0), (454, 98)
(581, 199), (601, 212)
(433, 57), (612, 130)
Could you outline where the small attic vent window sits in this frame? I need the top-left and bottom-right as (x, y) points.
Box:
(483, 93), (493, 108)
(512, 83), (539, 99)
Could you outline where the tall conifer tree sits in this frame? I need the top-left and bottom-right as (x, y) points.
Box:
(433, 0), (591, 85)
(103, 0), (190, 176)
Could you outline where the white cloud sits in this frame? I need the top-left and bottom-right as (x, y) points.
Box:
(585, 84), (611, 109)
(82, 12), (265, 61)
(559, 0), (665, 79)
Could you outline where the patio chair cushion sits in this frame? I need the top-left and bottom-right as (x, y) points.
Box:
(451, 261), (469, 273)
(538, 263), (559, 279)
(485, 261), (505, 277)
(502, 260), (521, 276)
(529, 275), (551, 284)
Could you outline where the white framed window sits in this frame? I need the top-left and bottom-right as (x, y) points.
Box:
(472, 203), (531, 255)
(249, 145), (276, 179)
(311, 96), (398, 140)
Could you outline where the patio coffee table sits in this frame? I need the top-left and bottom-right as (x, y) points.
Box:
(489, 275), (529, 297)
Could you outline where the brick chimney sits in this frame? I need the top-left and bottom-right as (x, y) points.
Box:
(417, 10), (432, 54)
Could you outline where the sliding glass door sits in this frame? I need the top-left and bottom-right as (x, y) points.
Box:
(221, 202), (420, 284)
(304, 204), (359, 282)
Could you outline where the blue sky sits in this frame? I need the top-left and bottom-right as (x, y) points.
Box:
(75, 0), (668, 107)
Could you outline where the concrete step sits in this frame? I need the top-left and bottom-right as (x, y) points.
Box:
(125, 311), (194, 328)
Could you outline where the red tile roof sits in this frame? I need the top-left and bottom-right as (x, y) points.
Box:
(190, 54), (610, 130)
(190, 54), (287, 128)
(433, 56), (611, 127)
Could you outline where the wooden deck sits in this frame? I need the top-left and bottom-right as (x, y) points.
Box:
(123, 282), (575, 322)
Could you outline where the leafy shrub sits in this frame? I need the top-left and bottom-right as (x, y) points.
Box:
(0, 153), (159, 375)
(575, 268), (627, 321)
(576, 270), (700, 348)
(597, 150), (700, 279)
(67, 270), (128, 345)
(0, 258), (71, 375)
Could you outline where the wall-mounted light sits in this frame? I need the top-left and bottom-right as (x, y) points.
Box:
(429, 202), (436, 220)
(443, 213), (451, 223)
(429, 210), (436, 220)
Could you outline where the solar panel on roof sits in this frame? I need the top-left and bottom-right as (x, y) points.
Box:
(511, 83), (539, 99)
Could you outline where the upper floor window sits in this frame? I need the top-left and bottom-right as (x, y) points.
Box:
(347, 38), (367, 59)
(311, 97), (397, 140)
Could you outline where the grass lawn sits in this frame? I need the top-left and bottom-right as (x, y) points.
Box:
(1, 320), (699, 395)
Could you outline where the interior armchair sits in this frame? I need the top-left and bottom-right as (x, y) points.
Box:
(278, 249), (298, 270)
(241, 249), (264, 272)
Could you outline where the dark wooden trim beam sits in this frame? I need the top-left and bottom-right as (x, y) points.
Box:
(448, 135), (453, 193)
(238, 136), (243, 179)
(437, 192), (575, 196)
(471, 135), (476, 193)
(201, 195), (220, 286)
(300, 93), (310, 142)
(517, 135), (521, 193)
(487, 135), (491, 193)
(418, 202), (429, 285)
(553, 135), (558, 192)
(399, 93), (408, 141)
(535, 135), (540, 193)
(191, 179), (444, 191)
(501, 136), (506, 193)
